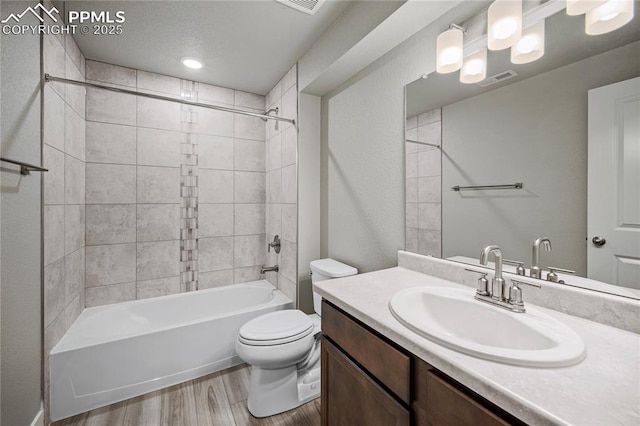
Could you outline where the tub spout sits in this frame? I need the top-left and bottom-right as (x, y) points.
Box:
(260, 265), (279, 274)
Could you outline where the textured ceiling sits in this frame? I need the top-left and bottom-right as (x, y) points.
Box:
(66, 0), (353, 94)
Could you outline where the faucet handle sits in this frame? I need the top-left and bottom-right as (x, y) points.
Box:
(504, 259), (526, 275)
(548, 267), (575, 275)
(510, 279), (541, 289)
(465, 269), (489, 296)
(546, 267), (575, 283)
(508, 279), (541, 312)
(464, 267), (491, 274)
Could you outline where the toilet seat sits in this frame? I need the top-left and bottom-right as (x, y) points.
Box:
(238, 310), (313, 346)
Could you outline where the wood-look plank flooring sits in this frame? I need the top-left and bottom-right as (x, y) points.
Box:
(52, 364), (321, 426)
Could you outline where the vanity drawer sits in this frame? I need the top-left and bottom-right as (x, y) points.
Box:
(414, 358), (511, 426)
(321, 300), (411, 403)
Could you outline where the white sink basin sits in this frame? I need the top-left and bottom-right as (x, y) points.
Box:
(389, 287), (586, 367)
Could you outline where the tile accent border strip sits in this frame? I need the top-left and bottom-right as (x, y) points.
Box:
(180, 81), (199, 291)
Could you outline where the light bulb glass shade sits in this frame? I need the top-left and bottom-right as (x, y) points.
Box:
(585, 0), (634, 34)
(436, 28), (464, 73)
(460, 48), (487, 84)
(487, 0), (523, 50)
(566, 0), (607, 15)
(511, 20), (545, 64)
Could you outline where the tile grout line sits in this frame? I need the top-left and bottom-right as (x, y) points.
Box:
(81, 52), (87, 316)
(135, 68), (139, 301)
(232, 92), (236, 283)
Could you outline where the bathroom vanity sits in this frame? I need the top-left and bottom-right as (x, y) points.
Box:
(316, 253), (640, 425)
(321, 301), (522, 426)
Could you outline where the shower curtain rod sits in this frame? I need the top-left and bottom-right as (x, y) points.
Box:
(44, 74), (296, 125)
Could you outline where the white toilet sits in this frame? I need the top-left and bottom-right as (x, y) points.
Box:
(235, 258), (358, 418)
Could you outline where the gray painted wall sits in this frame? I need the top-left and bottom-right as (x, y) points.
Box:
(1, 1), (3, 416)
(441, 42), (640, 276)
(297, 93), (321, 313)
(0, 2), (43, 424)
(316, 2), (477, 273)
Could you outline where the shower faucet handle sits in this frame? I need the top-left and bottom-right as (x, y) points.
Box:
(268, 235), (281, 254)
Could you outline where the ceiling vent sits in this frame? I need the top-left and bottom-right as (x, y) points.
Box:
(477, 70), (518, 87)
(275, 0), (326, 15)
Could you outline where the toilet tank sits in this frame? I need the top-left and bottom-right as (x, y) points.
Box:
(310, 259), (358, 315)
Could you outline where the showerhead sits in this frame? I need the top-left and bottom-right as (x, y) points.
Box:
(262, 107), (279, 130)
(262, 107), (279, 120)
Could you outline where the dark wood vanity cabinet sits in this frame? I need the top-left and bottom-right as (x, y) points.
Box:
(321, 301), (523, 426)
(321, 340), (411, 426)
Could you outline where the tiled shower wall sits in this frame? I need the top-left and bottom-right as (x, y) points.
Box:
(405, 108), (442, 257)
(264, 65), (298, 304)
(42, 29), (86, 417)
(83, 61), (270, 307)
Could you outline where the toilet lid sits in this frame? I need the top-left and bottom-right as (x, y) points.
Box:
(239, 310), (313, 346)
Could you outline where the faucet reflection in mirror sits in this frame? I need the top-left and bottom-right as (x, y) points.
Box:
(435, 0), (635, 85)
(530, 237), (551, 279)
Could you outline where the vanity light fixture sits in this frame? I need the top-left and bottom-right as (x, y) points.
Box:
(511, 20), (545, 64)
(181, 57), (204, 69)
(487, 0), (523, 50)
(429, 0), (634, 86)
(585, 0), (634, 35)
(566, 0), (607, 15)
(436, 24), (465, 73)
(460, 48), (487, 84)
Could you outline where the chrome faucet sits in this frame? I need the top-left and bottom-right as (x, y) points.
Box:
(260, 265), (279, 274)
(479, 245), (507, 301)
(471, 245), (541, 313)
(531, 237), (551, 279)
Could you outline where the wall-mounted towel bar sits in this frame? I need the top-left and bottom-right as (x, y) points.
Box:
(452, 182), (523, 191)
(1, 157), (49, 175)
(406, 139), (441, 148)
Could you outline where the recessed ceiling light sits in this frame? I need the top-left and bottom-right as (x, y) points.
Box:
(181, 57), (203, 69)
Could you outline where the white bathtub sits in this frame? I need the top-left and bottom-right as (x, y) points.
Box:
(50, 280), (292, 421)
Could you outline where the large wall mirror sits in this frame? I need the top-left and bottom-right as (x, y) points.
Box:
(404, 7), (640, 299)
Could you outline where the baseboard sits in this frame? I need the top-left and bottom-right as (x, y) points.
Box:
(30, 406), (45, 426)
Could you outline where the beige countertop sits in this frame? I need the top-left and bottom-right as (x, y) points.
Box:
(314, 266), (640, 426)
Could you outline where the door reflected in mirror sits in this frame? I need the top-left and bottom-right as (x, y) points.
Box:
(404, 8), (640, 299)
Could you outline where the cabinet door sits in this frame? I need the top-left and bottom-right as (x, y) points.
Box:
(424, 371), (510, 426)
(322, 301), (411, 403)
(321, 338), (410, 426)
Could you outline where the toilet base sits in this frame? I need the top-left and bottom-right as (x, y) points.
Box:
(247, 363), (320, 418)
